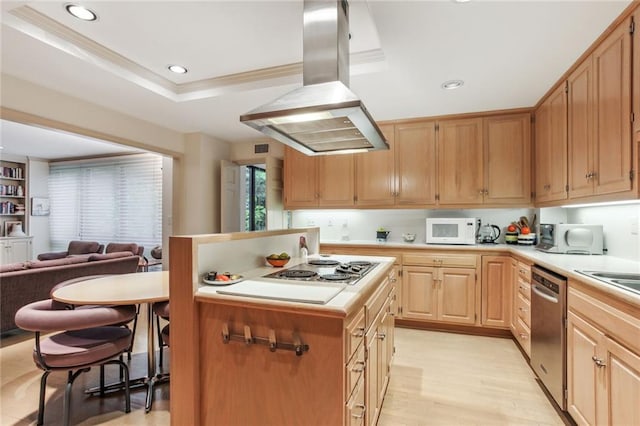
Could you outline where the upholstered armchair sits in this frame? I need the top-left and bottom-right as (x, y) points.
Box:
(37, 240), (104, 261)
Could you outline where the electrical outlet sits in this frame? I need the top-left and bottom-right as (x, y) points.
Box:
(328, 218), (333, 227)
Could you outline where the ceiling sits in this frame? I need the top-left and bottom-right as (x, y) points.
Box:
(0, 0), (632, 159)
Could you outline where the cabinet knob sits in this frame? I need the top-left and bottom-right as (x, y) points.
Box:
(376, 332), (386, 340)
(591, 356), (606, 368)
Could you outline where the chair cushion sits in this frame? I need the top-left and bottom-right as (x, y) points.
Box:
(161, 324), (170, 347)
(26, 256), (88, 269)
(105, 243), (139, 256)
(152, 301), (170, 319)
(88, 252), (133, 261)
(68, 241), (102, 255)
(0, 262), (26, 273)
(36, 326), (132, 369)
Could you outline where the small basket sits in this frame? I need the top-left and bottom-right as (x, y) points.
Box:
(517, 233), (536, 246)
(266, 257), (290, 267)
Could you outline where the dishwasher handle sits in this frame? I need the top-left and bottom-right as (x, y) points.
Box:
(532, 283), (559, 303)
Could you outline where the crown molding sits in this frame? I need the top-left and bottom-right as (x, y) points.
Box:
(6, 6), (386, 102)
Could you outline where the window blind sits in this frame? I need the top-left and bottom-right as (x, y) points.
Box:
(48, 154), (163, 254)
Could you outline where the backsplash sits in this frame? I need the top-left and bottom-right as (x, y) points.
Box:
(291, 204), (640, 262)
(291, 208), (535, 244)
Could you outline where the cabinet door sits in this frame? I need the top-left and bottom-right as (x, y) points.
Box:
(401, 266), (438, 321)
(592, 18), (632, 196)
(283, 147), (318, 208)
(438, 267), (476, 325)
(567, 311), (603, 426)
(483, 114), (531, 205)
(395, 121), (437, 206)
(605, 336), (640, 426)
(355, 124), (395, 207)
(568, 58), (595, 198)
(437, 118), (484, 205)
(510, 258), (518, 334)
(481, 256), (511, 328)
(365, 323), (380, 426)
(535, 84), (568, 202)
(318, 154), (354, 207)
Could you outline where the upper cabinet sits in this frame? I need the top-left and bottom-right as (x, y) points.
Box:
(438, 118), (484, 205)
(535, 84), (568, 203)
(283, 147), (355, 209)
(536, 13), (636, 206)
(355, 122), (437, 208)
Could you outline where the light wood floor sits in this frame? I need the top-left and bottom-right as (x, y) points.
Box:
(1, 312), (562, 425)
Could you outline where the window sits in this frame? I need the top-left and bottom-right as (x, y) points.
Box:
(48, 153), (162, 253)
(244, 165), (266, 231)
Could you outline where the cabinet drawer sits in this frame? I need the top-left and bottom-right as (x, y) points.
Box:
(345, 307), (365, 362)
(366, 277), (391, 328)
(514, 316), (531, 357)
(515, 292), (531, 328)
(517, 277), (531, 301)
(517, 262), (531, 282)
(345, 344), (365, 401)
(403, 253), (477, 268)
(345, 377), (366, 426)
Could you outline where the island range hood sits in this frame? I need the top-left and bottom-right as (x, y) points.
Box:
(240, 0), (388, 155)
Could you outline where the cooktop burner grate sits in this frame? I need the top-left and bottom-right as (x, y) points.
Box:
(279, 270), (318, 279)
(308, 259), (340, 266)
(347, 261), (372, 267)
(320, 273), (352, 281)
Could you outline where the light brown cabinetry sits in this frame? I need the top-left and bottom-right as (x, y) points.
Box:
(481, 256), (511, 329)
(535, 84), (568, 203)
(568, 20), (633, 199)
(437, 118), (484, 205)
(284, 147), (355, 209)
(567, 282), (640, 426)
(355, 121), (437, 207)
(483, 114), (532, 204)
(284, 146), (355, 208)
(510, 260), (531, 357)
(402, 254), (477, 325)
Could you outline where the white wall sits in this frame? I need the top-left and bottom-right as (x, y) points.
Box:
(563, 203), (640, 261)
(292, 208), (535, 244)
(27, 158), (50, 259)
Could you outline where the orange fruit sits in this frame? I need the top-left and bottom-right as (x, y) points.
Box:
(521, 227), (530, 235)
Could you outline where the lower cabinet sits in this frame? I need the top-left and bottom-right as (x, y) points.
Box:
(481, 255), (511, 328)
(567, 283), (640, 426)
(402, 265), (476, 325)
(510, 258), (532, 357)
(0, 236), (33, 264)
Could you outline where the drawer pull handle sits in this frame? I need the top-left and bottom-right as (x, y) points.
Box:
(519, 333), (528, 339)
(352, 328), (365, 338)
(519, 307), (527, 312)
(352, 404), (366, 419)
(592, 356), (606, 368)
(351, 361), (365, 373)
(377, 332), (386, 340)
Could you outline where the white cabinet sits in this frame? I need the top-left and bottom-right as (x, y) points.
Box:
(0, 236), (33, 264)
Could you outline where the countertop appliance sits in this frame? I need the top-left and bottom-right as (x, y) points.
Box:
(426, 217), (477, 245)
(477, 223), (500, 244)
(263, 259), (379, 286)
(536, 223), (604, 255)
(530, 265), (567, 410)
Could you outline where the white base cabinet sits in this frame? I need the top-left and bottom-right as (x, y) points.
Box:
(0, 236), (33, 264)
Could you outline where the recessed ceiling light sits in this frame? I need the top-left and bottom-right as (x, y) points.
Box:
(453, 0), (472, 3)
(168, 65), (188, 74)
(441, 80), (464, 90)
(65, 4), (97, 21)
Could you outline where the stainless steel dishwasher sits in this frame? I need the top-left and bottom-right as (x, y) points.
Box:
(530, 265), (567, 410)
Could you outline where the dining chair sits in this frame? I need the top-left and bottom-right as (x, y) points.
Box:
(14, 299), (137, 426)
(152, 301), (170, 367)
(50, 275), (140, 360)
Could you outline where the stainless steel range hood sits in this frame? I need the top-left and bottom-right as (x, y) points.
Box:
(240, 0), (388, 155)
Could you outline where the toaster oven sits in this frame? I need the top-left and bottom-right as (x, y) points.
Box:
(536, 224), (603, 255)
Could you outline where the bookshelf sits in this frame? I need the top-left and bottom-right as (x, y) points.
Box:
(0, 159), (28, 237)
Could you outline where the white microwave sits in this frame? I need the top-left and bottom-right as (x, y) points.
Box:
(426, 218), (477, 245)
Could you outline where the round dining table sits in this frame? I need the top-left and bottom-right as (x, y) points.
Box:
(52, 270), (169, 412)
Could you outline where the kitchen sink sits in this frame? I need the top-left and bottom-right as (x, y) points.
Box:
(577, 270), (640, 295)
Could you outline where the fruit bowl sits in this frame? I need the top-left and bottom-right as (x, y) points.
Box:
(266, 257), (290, 267)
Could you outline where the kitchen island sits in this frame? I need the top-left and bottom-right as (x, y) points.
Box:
(169, 228), (396, 426)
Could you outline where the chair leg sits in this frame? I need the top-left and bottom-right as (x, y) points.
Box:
(107, 359), (131, 413)
(63, 368), (88, 426)
(37, 371), (51, 426)
(100, 365), (105, 397)
(157, 314), (163, 367)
